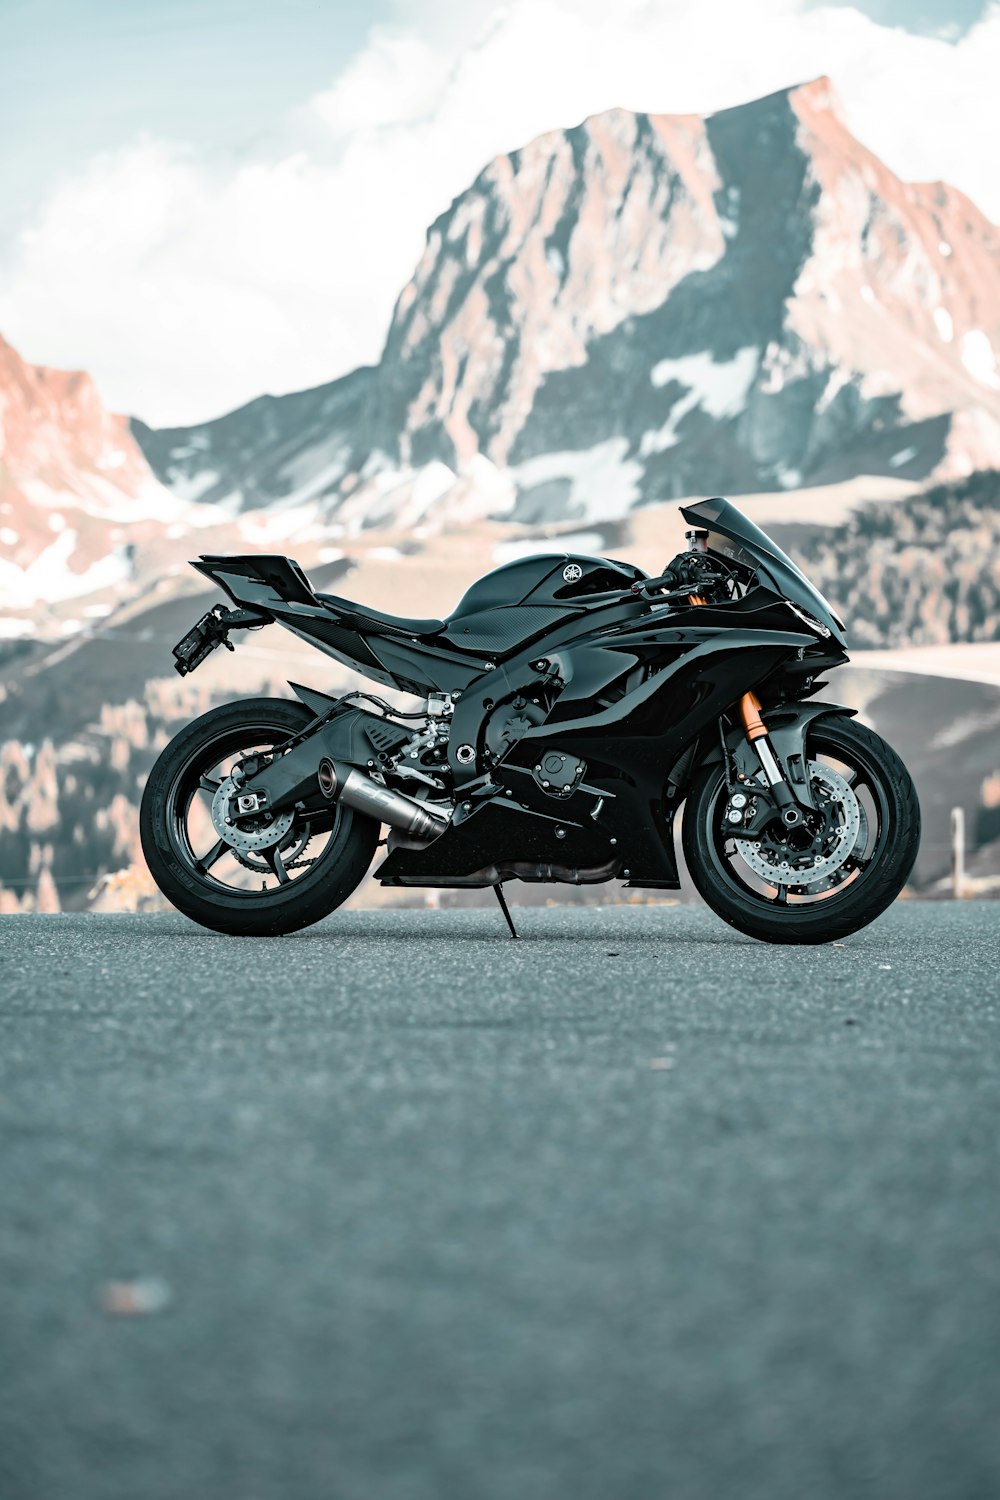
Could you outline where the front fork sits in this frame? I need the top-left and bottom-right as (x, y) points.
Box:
(738, 691), (809, 830)
(681, 558), (812, 829)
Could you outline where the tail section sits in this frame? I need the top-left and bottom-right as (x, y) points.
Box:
(191, 554), (317, 611)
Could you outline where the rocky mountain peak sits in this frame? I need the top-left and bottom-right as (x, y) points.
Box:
(115, 82), (1000, 537)
(0, 333), (183, 622)
(0, 334), (140, 474)
(359, 78), (1000, 518)
(375, 102), (728, 470)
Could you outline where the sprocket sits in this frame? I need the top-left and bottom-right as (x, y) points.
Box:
(230, 823), (317, 874)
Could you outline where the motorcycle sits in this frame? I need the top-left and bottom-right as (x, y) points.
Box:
(140, 496), (920, 944)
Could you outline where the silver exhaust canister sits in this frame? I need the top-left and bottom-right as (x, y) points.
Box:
(317, 759), (450, 843)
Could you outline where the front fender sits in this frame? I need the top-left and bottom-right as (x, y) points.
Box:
(761, 701), (858, 771)
(699, 700), (858, 807)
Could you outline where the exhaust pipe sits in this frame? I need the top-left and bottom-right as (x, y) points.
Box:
(318, 759), (450, 843)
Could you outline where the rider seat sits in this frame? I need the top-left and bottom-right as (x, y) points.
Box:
(314, 592), (444, 638)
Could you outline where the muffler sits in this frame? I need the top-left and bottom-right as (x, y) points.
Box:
(317, 758), (450, 843)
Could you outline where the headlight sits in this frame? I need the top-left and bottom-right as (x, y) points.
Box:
(786, 601), (832, 639)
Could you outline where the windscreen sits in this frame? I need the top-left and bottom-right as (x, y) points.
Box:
(680, 497), (846, 644)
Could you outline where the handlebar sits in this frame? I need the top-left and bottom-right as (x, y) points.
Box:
(630, 551), (728, 600)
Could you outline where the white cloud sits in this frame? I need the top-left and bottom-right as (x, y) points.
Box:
(1, 0), (997, 426)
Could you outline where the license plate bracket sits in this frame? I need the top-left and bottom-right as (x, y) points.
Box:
(172, 610), (233, 676)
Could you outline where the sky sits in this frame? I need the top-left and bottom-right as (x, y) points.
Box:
(0, 0), (996, 426)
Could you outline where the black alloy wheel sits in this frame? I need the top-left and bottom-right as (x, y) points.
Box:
(140, 697), (380, 936)
(682, 716), (920, 945)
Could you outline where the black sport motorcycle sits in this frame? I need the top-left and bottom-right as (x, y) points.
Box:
(140, 497), (920, 944)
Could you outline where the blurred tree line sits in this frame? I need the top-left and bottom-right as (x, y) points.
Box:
(790, 471), (1000, 648)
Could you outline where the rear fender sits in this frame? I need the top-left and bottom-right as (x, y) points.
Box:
(288, 682), (340, 717)
(191, 554), (316, 609)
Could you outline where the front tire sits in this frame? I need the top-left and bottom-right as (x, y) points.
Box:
(682, 715), (920, 945)
(140, 697), (380, 936)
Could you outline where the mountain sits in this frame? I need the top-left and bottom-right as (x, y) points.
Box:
(0, 339), (363, 639)
(130, 365), (375, 513)
(0, 333), (171, 628)
(134, 77), (1000, 528)
(6, 76), (999, 626)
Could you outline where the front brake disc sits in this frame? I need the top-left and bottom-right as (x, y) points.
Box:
(733, 762), (862, 887)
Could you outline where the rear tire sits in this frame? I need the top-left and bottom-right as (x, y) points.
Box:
(682, 715), (920, 945)
(140, 697), (380, 936)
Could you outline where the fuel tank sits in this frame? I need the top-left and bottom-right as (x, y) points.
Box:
(441, 552), (647, 658)
(451, 553), (645, 614)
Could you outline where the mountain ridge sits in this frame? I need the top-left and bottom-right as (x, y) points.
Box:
(131, 76), (1000, 528)
(3, 76), (999, 633)
(0, 332), (176, 624)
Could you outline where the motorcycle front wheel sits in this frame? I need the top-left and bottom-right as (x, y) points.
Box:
(140, 697), (380, 936)
(682, 715), (920, 945)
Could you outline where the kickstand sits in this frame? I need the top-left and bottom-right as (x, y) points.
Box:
(494, 883), (519, 940)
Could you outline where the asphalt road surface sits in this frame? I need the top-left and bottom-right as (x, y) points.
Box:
(1, 902), (999, 1500)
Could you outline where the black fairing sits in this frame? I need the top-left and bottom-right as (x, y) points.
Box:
(191, 549), (650, 691)
(449, 553), (645, 614)
(681, 497), (847, 645)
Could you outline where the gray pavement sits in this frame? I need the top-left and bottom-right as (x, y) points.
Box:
(1, 901), (999, 1500)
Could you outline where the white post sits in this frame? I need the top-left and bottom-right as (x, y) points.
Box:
(951, 806), (966, 900)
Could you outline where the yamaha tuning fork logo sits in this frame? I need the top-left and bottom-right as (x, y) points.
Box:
(562, 563), (583, 583)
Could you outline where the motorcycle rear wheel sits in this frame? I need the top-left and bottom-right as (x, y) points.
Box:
(682, 715), (920, 945)
(140, 697), (380, 936)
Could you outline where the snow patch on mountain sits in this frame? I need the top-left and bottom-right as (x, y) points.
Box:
(0, 529), (134, 609)
(961, 331), (999, 390)
(643, 348), (759, 454)
(164, 467), (225, 505)
(934, 308), (954, 343)
(512, 439), (642, 523)
(650, 348), (759, 411)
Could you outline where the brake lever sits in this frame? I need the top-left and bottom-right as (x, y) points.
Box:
(630, 556), (724, 602)
(632, 585), (697, 606)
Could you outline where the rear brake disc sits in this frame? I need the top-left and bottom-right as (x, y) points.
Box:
(211, 775), (295, 855)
